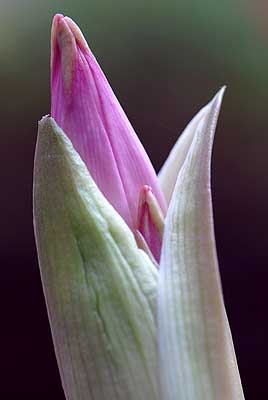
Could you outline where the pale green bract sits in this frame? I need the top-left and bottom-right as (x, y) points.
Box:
(33, 88), (244, 400)
(34, 117), (159, 400)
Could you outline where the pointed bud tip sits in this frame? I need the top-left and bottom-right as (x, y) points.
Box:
(136, 185), (165, 263)
(207, 86), (226, 135)
(63, 16), (89, 50)
(51, 14), (90, 91)
(137, 185), (165, 234)
(138, 185), (152, 207)
(37, 116), (65, 152)
(51, 13), (88, 53)
(213, 85), (226, 107)
(38, 115), (56, 132)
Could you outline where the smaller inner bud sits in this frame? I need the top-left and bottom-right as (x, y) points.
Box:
(136, 185), (165, 264)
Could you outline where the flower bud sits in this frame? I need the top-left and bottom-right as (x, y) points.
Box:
(51, 14), (166, 243)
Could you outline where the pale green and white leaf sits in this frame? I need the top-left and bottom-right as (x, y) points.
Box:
(158, 88), (244, 400)
(158, 102), (209, 205)
(33, 116), (159, 400)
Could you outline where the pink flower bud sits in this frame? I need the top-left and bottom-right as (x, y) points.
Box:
(51, 14), (166, 248)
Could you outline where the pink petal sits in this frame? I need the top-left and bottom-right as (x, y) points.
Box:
(51, 14), (166, 235)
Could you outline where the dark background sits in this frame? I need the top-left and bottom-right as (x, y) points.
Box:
(1, 0), (267, 398)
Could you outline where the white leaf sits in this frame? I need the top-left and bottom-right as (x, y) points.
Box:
(158, 102), (209, 205)
(158, 88), (244, 400)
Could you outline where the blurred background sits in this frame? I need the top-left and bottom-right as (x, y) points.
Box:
(1, 0), (267, 398)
